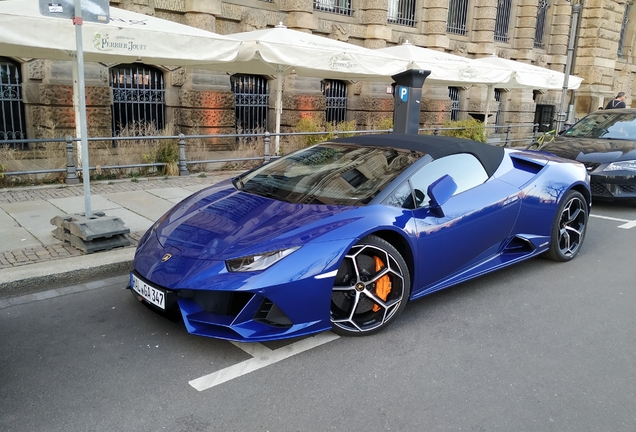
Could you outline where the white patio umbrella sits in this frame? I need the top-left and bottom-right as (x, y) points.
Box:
(0, 0), (242, 218)
(218, 24), (411, 154)
(0, 1), (242, 65)
(375, 42), (512, 86)
(473, 55), (583, 127)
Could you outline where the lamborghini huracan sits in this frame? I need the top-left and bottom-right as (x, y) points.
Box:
(129, 134), (590, 342)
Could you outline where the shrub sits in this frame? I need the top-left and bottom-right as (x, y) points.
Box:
(440, 119), (487, 143)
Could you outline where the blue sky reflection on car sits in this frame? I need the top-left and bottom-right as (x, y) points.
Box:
(129, 134), (591, 342)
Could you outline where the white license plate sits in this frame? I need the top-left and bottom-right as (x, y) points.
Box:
(131, 274), (166, 310)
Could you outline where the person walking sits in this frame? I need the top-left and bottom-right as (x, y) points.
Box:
(605, 92), (627, 109)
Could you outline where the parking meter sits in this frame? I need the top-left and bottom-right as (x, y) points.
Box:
(392, 69), (431, 134)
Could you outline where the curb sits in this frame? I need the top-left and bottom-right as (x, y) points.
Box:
(0, 248), (135, 300)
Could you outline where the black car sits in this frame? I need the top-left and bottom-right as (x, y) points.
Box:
(541, 108), (636, 201)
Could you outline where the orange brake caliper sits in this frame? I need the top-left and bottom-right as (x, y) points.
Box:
(372, 256), (392, 312)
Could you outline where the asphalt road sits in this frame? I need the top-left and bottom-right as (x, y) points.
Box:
(1, 203), (635, 432)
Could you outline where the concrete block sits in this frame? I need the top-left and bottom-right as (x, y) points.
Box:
(50, 212), (130, 241)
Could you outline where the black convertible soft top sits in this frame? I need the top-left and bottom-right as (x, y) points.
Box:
(331, 133), (505, 178)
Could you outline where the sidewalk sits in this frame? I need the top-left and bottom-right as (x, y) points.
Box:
(0, 171), (239, 299)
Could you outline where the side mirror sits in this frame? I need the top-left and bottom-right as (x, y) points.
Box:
(427, 174), (457, 217)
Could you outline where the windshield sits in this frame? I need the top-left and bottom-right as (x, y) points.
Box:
(235, 143), (424, 206)
(564, 111), (636, 140)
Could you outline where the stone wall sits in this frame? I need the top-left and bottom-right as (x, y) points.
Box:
(12, 0), (636, 146)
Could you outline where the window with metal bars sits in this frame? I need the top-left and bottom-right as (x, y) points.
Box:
(534, 0), (549, 49)
(494, 88), (503, 131)
(110, 64), (165, 136)
(1, 57), (27, 148)
(231, 74), (269, 136)
(494, 0), (512, 42)
(313, 0), (353, 16)
(322, 80), (348, 125)
(618, 2), (632, 57)
(448, 87), (460, 121)
(447, 0), (468, 35)
(388, 0), (417, 27)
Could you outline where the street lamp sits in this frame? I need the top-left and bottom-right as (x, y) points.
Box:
(556, 1), (583, 133)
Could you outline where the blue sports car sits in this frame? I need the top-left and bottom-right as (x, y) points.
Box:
(129, 134), (591, 342)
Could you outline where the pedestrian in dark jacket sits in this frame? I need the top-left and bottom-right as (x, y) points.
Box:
(605, 92), (627, 109)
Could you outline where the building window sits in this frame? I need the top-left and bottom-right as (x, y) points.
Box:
(1, 57), (27, 148)
(110, 64), (165, 136)
(322, 80), (348, 125)
(231, 74), (269, 136)
(388, 0), (417, 27)
(447, 0), (469, 35)
(494, 88), (503, 131)
(313, 0), (353, 16)
(618, 2), (632, 57)
(494, 0), (512, 42)
(449, 87), (460, 121)
(534, 0), (549, 48)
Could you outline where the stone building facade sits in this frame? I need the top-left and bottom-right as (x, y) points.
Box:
(2, 0), (635, 143)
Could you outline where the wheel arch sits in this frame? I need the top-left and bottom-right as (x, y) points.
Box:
(570, 183), (592, 208)
(365, 229), (414, 292)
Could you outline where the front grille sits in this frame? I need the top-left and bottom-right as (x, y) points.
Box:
(254, 298), (292, 327)
(590, 182), (612, 196)
(190, 291), (253, 316)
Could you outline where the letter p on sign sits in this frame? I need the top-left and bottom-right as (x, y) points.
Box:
(399, 86), (408, 102)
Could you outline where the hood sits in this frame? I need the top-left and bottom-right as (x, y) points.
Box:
(155, 184), (357, 260)
(544, 136), (636, 163)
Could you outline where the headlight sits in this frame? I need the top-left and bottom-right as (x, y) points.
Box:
(603, 160), (636, 172)
(226, 247), (301, 272)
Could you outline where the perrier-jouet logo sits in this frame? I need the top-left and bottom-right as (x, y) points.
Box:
(93, 33), (148, 52)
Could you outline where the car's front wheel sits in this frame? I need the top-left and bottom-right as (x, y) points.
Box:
(330, 235), (411, 336)
(544, 190), (588, 261)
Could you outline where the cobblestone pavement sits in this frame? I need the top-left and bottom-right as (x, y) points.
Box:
(0, 172), (239, 270)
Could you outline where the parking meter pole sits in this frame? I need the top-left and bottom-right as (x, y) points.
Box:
(392, 69), (431, 135)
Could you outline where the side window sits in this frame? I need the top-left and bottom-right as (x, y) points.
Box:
(409, 154), (488, 208)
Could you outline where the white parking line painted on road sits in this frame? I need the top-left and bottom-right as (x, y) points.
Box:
(189, 332), (340, 391)
(590, 214), (636, 229)
(618, 220), (636, 229)
(590, 214), (631, 223)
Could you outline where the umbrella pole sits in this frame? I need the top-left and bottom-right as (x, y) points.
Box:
(73, 0), (92, 219)
(275, 70), (283, 155)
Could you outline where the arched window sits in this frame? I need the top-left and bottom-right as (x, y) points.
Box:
(110, 64), (165, 136)
(313, 0), (353, 16)
(447, 0), (469, 35)
(618, 2), (632, 57)
(534, 0), (549, 48)
(448, 87), (460, 121)
(494, 0), (513, 42)
(322, 80), (348, 124)
(231, 74), (269, 135)
(494, 88), (504, 131)
(0, 57), (27, 147)
(388, 0), (417, 27)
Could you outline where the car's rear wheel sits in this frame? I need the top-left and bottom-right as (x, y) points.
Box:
(544, 190), (588, 262)
(330, 235), (411, 336)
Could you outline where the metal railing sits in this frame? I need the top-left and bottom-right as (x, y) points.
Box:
(0, 125), (541, 183)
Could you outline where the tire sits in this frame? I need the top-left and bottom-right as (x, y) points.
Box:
(544, 190), (588, 262)
(526, 140), (542, 150)
(330, 235), (411, 336)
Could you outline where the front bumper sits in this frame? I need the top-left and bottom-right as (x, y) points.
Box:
(128, 270), (333, 342)
(589, 172), (636, 200)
